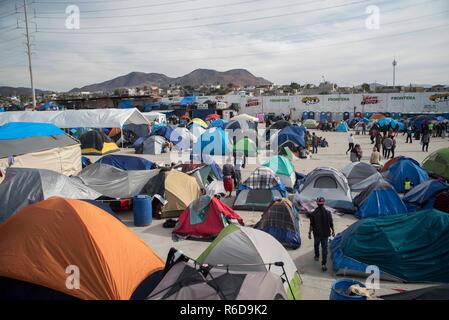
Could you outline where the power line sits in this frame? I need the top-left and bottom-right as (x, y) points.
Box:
(27, 10), (449, 56)
(35, 0), (204, 14)
(36, 0), (267, 20)
(37, 0), (318, 30)
(34, 0), (374, 34)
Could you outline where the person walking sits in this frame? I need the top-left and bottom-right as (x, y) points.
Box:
(390, 135), (396, 159)
(382, 135), (393, 159)
(405, 125), (413, 143)
(350, 144), (363, 162)
(375, 132), (382, 154)
(421, 131), (430, 152)
(346, 133), (355, 154)
(361, 122), (367, 135)
(308, 197), (335, 272)
(312, 132), (318, 154)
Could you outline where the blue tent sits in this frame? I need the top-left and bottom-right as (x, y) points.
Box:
(276, 126), (306, 149)
(336, 121), (349, 132)
(403, 179), (449, 211)
(383, 157), (429, 193)
(353, 180), (408, 219)
(0, 122), (64, 139)
(97, 154), (153, 170)
(151, 125), (173, 141)
(210, 119), (227, 129)
(193, 127), (229, 156)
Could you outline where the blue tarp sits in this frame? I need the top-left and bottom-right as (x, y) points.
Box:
(193, 128), (229, 156)
(151, 125), (173, 141)
(119, 100), (133, 109)
(210, 119), (227, 129)
(277, 126), (306, 148)
(0, 122), (64, 140)
(179, 96), (196, 106)
(97, 154), (153, 170)
(403, 179), (449, 210)
(383, 158), (429, 193)
(336, 122), (349, 132)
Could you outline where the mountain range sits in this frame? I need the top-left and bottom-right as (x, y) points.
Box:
(69, 68), (272, 93)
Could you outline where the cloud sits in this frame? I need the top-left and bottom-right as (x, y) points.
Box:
(0, 0), (448, 91)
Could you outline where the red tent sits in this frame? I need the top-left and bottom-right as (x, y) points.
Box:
(173, 195), (243, 240)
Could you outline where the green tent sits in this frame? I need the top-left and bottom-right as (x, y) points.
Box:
(262, 156), (294, 176)
(233, 137), (257, 156)
(197, 224), (301, 300)
(303, 119), (317, 129)
(335, 209), (449, 283)
(422, 147), (449, 180)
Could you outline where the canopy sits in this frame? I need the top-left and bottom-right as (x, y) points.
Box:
(0, 197), (164, 300)
(0, 168), (101, 222)
(370, 113), (386, 120)
(332, 209), (449, 283)
(0, 122), (64, 139)
(0, 108), (150, 128)
(231, 113), (259, 122)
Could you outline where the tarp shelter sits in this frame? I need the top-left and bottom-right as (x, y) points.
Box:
(233, 137), (257, 157)
(0, 168), (101, 223)
(295, 167), (354, 212)
(210, 119), (226, 129)
(143, 169), (202, 218)
(353, 180), (408, 219)
(382, 157), (429, 193)
(336, 121), (349, 132)
(179, 96), (196, 106)
(331, 209), (449, 283)
(381, 285), (449, 300)
(422, 148), (449, 180)
(197, 225), (301, 300)
(234, 167), (288, 211)
(0, 197), (164, 300)
(340, 162), (379, 189)
(254, 199), (300, 249)
(97, 154), (154, 171)
(262, 156), (296, 191)
(303, 119), (317, 129)
(147, 252), (287, 300)
(0, 108), (150, 128)
(193, 127), (229, 156)
(370, 113), (386, 120)
(266, 120), (290, 140)
(402, 179), (449, 211)
(0, 122), (81, 176)
(74, 163), (159, 199)
(141, 135), (166, 155)
(173, 195), (244, 240)
(79, 130), (120, 155)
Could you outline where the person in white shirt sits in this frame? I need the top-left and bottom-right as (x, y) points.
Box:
(346, 134), (355, 154)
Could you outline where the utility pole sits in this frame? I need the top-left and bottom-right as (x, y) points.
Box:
(23, 0), (36, 109)
(392, 58), (397, 88)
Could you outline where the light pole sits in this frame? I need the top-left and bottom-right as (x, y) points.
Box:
(392, 58), (397, 88)
(23, 0), (36, 110)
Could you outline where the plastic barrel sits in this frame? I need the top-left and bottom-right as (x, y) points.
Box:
(329, 279), (367, 300)
(133, 195), (152, 226)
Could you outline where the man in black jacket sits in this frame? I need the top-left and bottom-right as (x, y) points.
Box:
(308, 197), (335, 272)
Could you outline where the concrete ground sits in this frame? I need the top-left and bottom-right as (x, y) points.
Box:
(89, 128), (449, 300)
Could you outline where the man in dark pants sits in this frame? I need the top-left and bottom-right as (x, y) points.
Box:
(312, 132), (318, 154)
(308, 197), (335, 272)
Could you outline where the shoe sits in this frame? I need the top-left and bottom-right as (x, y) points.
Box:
(322, 265), (328, 272)
(314, 256), (319, 261)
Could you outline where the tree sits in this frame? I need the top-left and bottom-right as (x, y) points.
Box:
(113, 89), (121, 96)
(361, 83), (370, 93)
(227, 82), (234, 89)
(290, 82), (301, 90)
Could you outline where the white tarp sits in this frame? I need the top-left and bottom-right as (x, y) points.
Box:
(142, 112), (166, 123)
(0, 108), (149, 128)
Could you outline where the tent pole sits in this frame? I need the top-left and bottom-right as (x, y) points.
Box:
(121, 126), (124, 149)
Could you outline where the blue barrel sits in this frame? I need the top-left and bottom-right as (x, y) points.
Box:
(330, 279), (367, 300)
(133, 195), (152, 226)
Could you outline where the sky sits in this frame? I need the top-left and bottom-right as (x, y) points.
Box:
(0, 0), (448, 92)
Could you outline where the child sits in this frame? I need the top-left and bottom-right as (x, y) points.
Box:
(404, 177), (413, 193)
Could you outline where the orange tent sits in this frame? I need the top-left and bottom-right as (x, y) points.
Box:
(370, 113), (386, 120)
(0, 197), (164, 300)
